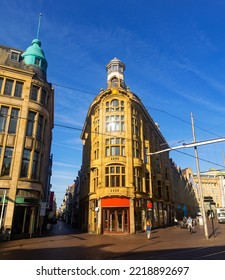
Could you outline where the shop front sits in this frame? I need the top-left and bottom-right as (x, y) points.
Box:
(152, 201), (173, 228)
(101, 197), (130, 234)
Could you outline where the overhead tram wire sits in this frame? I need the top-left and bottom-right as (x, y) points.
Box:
(52, 82), (224, 142)
(146, 106), (223, 139)
(6, 81), (222, 168)
(173, 149), (225, 170)
(54, 123), (225, 170)
(52, 83), (97, 97)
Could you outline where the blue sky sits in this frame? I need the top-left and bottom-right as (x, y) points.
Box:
(1, 0), (225, 207)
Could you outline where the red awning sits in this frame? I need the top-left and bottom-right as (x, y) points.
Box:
(101, 197), (130, 207)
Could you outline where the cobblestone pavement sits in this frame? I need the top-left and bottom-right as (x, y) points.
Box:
(1, 220), (225, 260)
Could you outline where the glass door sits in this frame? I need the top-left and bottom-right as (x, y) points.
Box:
(103, 208), (129, 233)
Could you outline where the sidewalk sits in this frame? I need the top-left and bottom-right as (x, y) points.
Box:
(0, 220), (225, 260)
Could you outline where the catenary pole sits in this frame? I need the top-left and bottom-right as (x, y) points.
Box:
(191, 112), (209, 240)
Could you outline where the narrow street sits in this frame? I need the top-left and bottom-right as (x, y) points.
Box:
(1, 220), (225, 260)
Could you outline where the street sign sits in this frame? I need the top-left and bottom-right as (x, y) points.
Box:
(40, 202), (47, 216)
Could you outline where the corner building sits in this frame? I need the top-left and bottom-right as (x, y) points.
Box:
(0, 38), (54, 239)
(80, 58), (175, 234)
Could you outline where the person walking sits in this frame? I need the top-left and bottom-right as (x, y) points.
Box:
(146, 219), (152, 240)
(187, 216), (193, 233)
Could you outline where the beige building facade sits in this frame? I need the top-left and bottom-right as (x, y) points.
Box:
(79, 58), (197, 234)
(186, 168), (225, 214)
(0, 39), (54, 239)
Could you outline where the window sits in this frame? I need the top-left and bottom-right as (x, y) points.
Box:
(92, 168), (98, 192)
(8, 108), (19, 134)
(144, 147), (149, 163)
(145, 172), (150, 193)
(40, 89), (47, 106)
(0, 77), (3, 93)
(3, 79), (13, 96)
(0, 106), (9, 132)
(111, 99), (119, 107)
(156, 159), (161, 173)
(14, 81), (23, 98)
(105, 165), (125, 187)
(134, 168), (142, 191)
(132, 117), (140, 136)
(158, 181), (162, 197)
(106, 99), (124, 112)
(105, 137), (125, 157)
(111, 78), (118, 87)
(165, 167), (168, 180)
(165, 186), (169, 200)
(36, 114), (44, 140)
(105, 115), (125, 132)
(30, 85), (39, 101)
(31, 151), (39, 179)
(132, 140), (140, 158)
(94, 142), (99, 160)
(26, 111), (36, 136)
(112, 65), (118, 71)
(20, 149), (30, 177)
(1, 147), (13, 176)
(10, 51), (20, 61)
(35, 58), (40, 66)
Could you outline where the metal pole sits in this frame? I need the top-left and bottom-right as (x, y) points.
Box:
(191, 112), (209, 239)
(209, 202), (215, 236)
(0, 190), (6, 230)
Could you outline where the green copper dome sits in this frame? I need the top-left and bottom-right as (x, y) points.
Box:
(21, 39), (48, 72)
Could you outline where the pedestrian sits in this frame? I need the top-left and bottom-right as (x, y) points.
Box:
(187, 216), (193, 232)
(146, 219), (152, 240)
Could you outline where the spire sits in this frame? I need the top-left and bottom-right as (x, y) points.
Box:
(36, 13), (42, 40)
(21, 13), (48, 78)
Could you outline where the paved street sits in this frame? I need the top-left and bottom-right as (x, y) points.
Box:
(1, 220), (225, 260)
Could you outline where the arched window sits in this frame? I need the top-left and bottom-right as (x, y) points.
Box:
(111, 77), (118, 88)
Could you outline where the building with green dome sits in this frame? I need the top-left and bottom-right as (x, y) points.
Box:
(0, 36), (54, 239)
